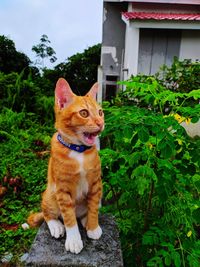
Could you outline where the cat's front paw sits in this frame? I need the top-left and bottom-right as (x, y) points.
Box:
(65, 237), (83, 254)
(65, 225), (83, 254)
(87, 225), (102, 240)
(47, 219), (65, 238)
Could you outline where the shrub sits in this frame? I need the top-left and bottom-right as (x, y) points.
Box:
(101, 77), (200, 266)
(157, 58), (200, 93)
(0, 109), (54, 263)
(0, 71), (40, 113)
(0, 71), (55, 123)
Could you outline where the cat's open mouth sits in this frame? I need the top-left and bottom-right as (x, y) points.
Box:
(83, 131), (99, 145)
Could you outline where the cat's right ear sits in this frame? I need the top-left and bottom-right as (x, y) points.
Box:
(55, 78), (74, 109)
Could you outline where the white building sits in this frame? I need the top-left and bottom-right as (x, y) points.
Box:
(98, 0), (200, 102)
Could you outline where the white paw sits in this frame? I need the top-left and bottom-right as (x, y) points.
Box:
(87, 225), (102, 240)
(47, 219), (65, 239)
(65, 224), (83, 254)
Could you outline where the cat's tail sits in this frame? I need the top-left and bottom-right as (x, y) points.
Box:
(27, 212), (44, 228)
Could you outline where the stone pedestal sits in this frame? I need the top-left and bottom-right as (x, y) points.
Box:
(25, 214), (123, 267)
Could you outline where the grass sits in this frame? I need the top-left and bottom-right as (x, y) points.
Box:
(0, 109), (54, 265)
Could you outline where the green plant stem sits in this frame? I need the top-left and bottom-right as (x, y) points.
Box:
(110, 184), (124, 219)
(144, 180), (154, 232)
(177, 235), (186, 267)
(175, 96), (190, 113)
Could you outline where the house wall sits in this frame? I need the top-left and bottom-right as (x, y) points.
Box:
(100, 1), (200, 100)
(132, 2), (200, 13)
(138, 29), (181, 75)
(131, 0), (200, 4)
(180, 30), (200, 61)
(101, 2), (128, 100)
(123, 22), (139, 79)
(124, 21), (200, 79)
(104, 0), (200, 3)
(182, 121), (200, 138)
(123, 0), (200, 77)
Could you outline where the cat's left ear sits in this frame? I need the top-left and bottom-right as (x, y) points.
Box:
(55, 78), (74, 109)
(87, 82), (99, 100)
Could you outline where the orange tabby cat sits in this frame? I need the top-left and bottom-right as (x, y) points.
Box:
(28, 78), (104, 254)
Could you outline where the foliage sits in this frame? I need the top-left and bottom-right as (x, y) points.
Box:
(100, 77), (200, 266)
(0, 36), (101, 265)
(31, 43), (101, 99)
(0, 109), (54, 264)
(0, 71), (54, 123)
(32, 34), (57, 68)
(54, 44), (101, 95)
(0, 40), (101, 119)
(157, 58), (200, 93)
(118, 75), (200, 114)
(33, 42), (101, 98)
(35, 95), (55, 123)
(1, 34), (199, 266)
(0, 35), (35, 76)
(0, 71), (37, 112)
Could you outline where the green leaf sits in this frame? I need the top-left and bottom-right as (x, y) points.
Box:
(129, 152), (141, 166)
(161, 143), (173, 159)
(142, 232), (154, 245)
(137, 126), (149, 143)
(191, 116), (199, 123)
(158, 137), (174, 159)
(132, 166), (149, 195)
(187, 89), (200, 100)
(192, 174), (200, 189)
(156, 130), (167, 140)
(147, 256), (163, 266)
(137, 176), (149, 195)
(172, 252), (181, 267)
(164, 254), (171, 266)
(123, 126), (134, 139)
(132, 165), (157, 195)
(192, 208), (200, 222)
(131, 133), (138, 147)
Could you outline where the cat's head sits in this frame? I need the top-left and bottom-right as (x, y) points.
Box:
(54, 78), (104, 146)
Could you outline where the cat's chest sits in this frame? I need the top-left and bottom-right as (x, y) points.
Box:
(69, 150), (99, 201)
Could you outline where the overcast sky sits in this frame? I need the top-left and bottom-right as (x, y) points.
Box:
(0, 0), (103, 67)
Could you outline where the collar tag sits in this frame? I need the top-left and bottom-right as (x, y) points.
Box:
(57, 133), (91, 153)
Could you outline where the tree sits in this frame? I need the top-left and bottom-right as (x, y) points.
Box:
(32, 34), (57, 68)
(37, 44), (101, 97)
(54, 44), (101, 95)
(0, 35), (31, 74)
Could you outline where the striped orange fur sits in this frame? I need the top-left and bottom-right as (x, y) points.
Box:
(27, 78), (104, 254)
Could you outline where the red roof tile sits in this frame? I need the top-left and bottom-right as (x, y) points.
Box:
(122, 12), (200, 21)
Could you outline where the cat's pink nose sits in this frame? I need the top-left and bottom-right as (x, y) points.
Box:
(96, 120), (104, 130)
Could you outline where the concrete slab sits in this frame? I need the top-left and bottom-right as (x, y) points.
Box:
(25, 214), (123, 267)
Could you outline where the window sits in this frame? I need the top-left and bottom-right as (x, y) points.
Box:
(138, 29), (181, 75)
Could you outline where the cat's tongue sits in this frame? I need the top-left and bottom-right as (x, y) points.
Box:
(83, 132), (98, 145)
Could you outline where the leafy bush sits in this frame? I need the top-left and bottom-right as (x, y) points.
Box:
(101, 77), (200, 266)
(54, 44), (101, 95)
(157, 58), (200, 93)
(0, 57), (199, 266)
(0, 35), (31, 74)
(0, 71), (55, 123)
(118, 75), (200, 114)
(0, 71), (39, 112)
(0, 109), (54, 263)
(35, 95), (54, 123)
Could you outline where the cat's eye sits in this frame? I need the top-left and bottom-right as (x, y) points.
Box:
(99, 109), (103, 117)
(79, 109), (89, 118)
